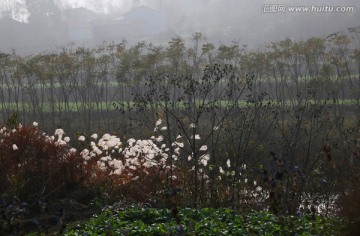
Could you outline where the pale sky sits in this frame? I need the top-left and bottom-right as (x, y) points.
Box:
(63, 0), (129, 13)
(0, 0), (132, 22)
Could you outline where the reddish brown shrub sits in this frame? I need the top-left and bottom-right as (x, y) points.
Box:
(84, 155), (169, 205)
(0, 125), (84, 202)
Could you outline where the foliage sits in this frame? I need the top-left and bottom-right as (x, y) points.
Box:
(0, 122), (171, 234)
(64, 207), (346, 236)
(0, 122), (84, 202)
(1, 27), (360, 234)
(0, 121), (355, 235)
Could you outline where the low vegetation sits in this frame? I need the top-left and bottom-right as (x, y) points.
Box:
(0, 119), (358, 235)
(64, 207), (346, 236)
(1, 27), (360, 235)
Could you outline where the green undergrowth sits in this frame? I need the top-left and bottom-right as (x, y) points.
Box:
(63, 207), (347, 236)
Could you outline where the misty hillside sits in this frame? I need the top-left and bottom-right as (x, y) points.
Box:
(0, 0), (359, 54)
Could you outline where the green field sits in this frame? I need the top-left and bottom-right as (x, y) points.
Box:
(0, 98), (359, 113)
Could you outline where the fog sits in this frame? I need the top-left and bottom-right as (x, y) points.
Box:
(0, 0), (359, 54)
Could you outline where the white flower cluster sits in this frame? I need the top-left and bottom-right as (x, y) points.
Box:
(0, 126), (10, 138)
(77, 131), (170, 178)
(12, 144), (18, 150)
(98, 133), (122, 150)
(80, 133), (122, 171)
(51, 128), (71, 146)
(218, 162), (247, 181)
(123, 138), (167, 168)
(199, 153), (210, 166)
(153, 118), (212, 170)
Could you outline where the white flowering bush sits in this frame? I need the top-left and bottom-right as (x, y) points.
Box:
(0, 121), (178, 203)
(0, 120), (257, 208)
(71, 127), (178, 202)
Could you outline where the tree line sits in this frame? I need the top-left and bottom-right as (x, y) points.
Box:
(0, 29), (358, 134)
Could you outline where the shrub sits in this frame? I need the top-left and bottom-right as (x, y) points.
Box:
(77, 134), (173, 205)
(0, 124), (84, 202)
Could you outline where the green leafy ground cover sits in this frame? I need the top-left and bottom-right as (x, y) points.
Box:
(64, 207), (346, 236)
